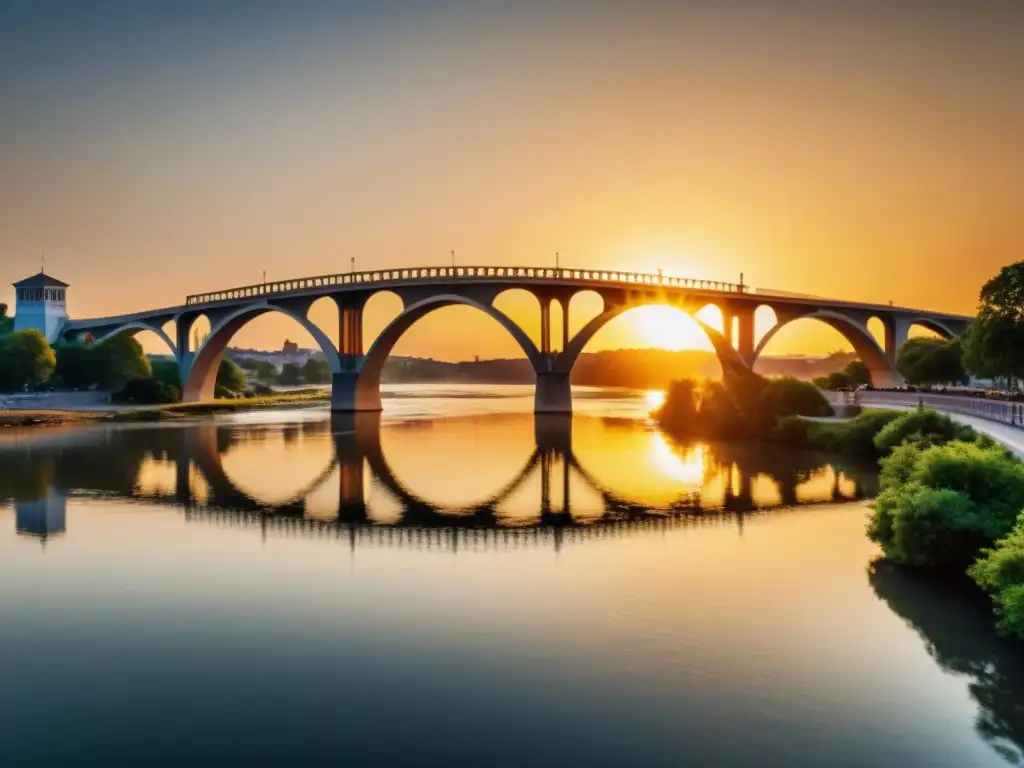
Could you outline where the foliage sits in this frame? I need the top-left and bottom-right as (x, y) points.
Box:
(868, 441), (1024, 569)
(150, 359), (181, 388)
(0, 304), (10, 335)
(237, 357), (280, 383)
(963, 312), (1024, 381)
(961, 262), (1024, 380)
(92, 335), (152, 391)
(843, 360), (872, 387)
(825, 370), (853, 390)
(216, 357), (249, 395)
(53, 343), (97, 389)
(279, 362), (303, 386)
(896, 337), (966, 386)
(873, 408), (988, 456)
(772, 409), (900, 456)
(969, 518), (1024, 639)
(756, 377), (831, 427)
(112, 377), (180, 405)
(658, 372), (829, 438)
(0, 330), (56, 392)
(301, 357), (331, 384)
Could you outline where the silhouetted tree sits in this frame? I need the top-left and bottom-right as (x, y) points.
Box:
(279, 362), (303, 386)
(301, 357), (331, 384)
(897, 338), (966, 386)
(963, 262), (1024, 381)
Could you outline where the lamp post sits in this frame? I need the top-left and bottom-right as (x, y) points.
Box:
(451, 249), (456, 268)
(350, 257), (355, 275)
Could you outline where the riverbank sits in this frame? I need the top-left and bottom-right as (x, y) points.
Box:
(0, 389), (330, 428)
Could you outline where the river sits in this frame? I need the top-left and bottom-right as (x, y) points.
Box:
(0, 384), (1021, 766)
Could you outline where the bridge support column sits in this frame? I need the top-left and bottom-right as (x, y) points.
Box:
(331, 371), (382, 412)
(535, 372), (572, 414)
(736, 309), (755, 364)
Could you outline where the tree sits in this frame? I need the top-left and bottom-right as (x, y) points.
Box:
(962, 262), (1024, 380)
(53, 344), (98, 390)
(868, 441), (1024, 568)
(872, 408), (986, 457)
(0, 330), (56, 392)
(0, 304), (11, 335)
(216, 357), (249, 395)
(301, 357), (331, 384)
(825, 370), (853, 390)
(896, 337), (966, 386)
(969, 517), (1024, 639)
(92, 334), (152, 391)
(150, 359), (181, 388)
(279, 362), (303, 386)
(843, 360), (872, 387)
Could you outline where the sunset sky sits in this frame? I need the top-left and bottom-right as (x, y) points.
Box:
(1, 1), (1021, 359)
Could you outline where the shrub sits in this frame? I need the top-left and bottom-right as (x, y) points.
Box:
(869, 441), (1024, 568)
(772, 409), (899, 456)
(113, 378), (180, 405)
(757, 377), (832, 425)
(873, 409), (984, 456)
(969, 518), (1024, 639)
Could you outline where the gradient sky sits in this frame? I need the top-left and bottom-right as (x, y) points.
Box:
(1, 1), (1021, 359)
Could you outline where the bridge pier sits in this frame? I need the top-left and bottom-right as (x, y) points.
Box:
(330, 371), (383, 412)
(535, 372), (573, 414)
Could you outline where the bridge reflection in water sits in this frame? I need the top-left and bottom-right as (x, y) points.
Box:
(0, 414), (877, 548)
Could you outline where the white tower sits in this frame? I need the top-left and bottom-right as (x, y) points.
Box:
(13, 272), (69, 343)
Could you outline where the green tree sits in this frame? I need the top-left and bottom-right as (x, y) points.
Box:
(216, 357), (249, 395)
(53, 343), (98, 389)
(872, 408), (987, 457)
(868, 441), (1024, 568)
(896, 338), (966, 386)
(811, 375), (829, 389)
(969, 517), (1024, 639)
(0, 303), (12, 335)
(92, 335), (152, 391)
(755, 376), (831, 431)
(279, 362), (303, 386)
(301, 357), (331, 384)
(0, 330), (56, 392)
(961, 262), (1024, 380)
(825, 370), (853, 390)
(843, 360), (872, 387)
(150, 359), (181, 388)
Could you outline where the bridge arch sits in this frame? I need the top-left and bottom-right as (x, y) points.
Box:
(182, 301), (341, 402)
(908, 318), (957, 340)
(342, 294), (546, 412)
(751, 309), (900, 387)
(92, 321), (178, 357)
(554, 301), (748, 378)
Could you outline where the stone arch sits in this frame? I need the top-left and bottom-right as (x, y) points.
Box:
(554, 301), (748, 377)
(751, 309), (900, 387)
(181, 302), (341, 402)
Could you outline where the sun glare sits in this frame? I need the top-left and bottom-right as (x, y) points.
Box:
(645, 389), (666, 409)
(631, 305), (714, 351)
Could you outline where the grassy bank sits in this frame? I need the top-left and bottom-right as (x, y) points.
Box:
(2, 389), (330, 428)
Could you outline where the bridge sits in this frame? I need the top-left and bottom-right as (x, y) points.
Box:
(59, 265), (972, 412)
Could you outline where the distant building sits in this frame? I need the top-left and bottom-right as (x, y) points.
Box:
(282, 339), (299, 355)
(12, 271), (69, 342)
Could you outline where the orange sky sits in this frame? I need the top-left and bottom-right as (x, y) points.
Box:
(1, 2), (1021, 360)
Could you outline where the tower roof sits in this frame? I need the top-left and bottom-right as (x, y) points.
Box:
(13, 272), (68, 288)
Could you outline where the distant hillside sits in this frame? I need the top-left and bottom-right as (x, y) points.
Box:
(217, 345), (860, 389)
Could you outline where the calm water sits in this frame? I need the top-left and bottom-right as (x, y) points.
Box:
(1, 385), (1021, 766)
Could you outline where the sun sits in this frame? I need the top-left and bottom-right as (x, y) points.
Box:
(630, 305), (714, 351)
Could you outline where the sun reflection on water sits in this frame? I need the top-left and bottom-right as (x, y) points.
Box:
(645, 389), (665, 409)
(649, 432), (706, 487)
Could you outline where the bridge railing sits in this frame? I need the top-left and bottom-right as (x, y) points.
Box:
(851, 391), (1024, 430)
(185, 266), (747, 306)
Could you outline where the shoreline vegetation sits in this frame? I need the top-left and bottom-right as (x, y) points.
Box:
(0, 389), (329, 428)
(656, 371), (1024, 640)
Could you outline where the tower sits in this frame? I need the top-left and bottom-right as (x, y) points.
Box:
(12, 272), (69, 343)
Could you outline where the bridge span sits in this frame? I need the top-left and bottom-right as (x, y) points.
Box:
(60, 265), (971, 412)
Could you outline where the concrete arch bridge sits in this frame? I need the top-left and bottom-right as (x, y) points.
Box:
(62, 265), (971, 413)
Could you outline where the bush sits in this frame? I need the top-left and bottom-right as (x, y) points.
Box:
(873, 409), (985, 456)
(772, 409), (899, 456)
(216, 358), (249, 395)
(969, 518), (1024, 639)
(113, 378), (180, 405)
(756, 377), (831, 425)
(868, 441), (1024, 568)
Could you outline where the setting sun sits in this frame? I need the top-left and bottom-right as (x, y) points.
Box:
(631, 305), (716, 351)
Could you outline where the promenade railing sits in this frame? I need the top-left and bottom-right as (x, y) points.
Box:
(854, 391), (1024, 429)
